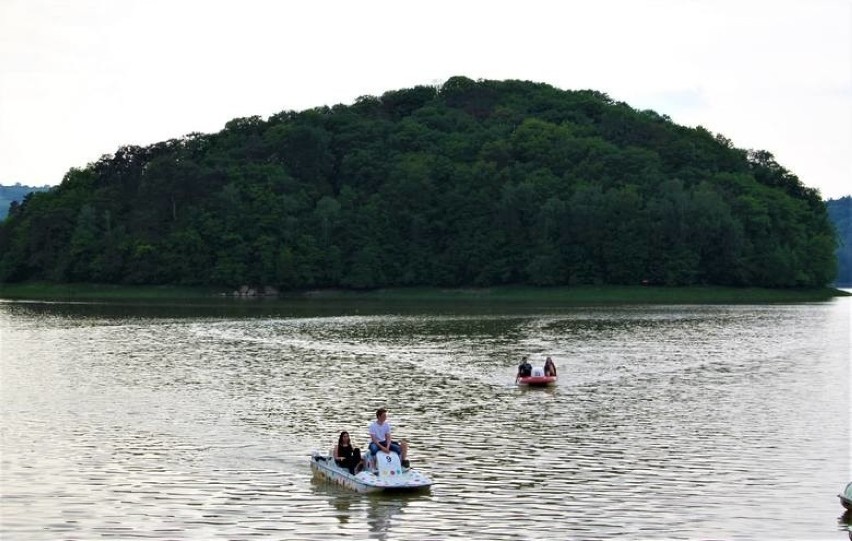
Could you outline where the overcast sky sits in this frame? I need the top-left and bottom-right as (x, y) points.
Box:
(1, 0), (850, 198)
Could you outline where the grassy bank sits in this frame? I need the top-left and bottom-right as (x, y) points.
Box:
(300, 285), (849, 303)
(0, 282), (224, 301)
(0, 282), (847, 304)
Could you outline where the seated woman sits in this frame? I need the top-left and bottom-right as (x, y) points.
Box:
(544, 356), (557, 377)
(333, 431), (363, 474)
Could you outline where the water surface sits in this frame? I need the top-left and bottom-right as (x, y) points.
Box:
(1, 298), (849, 539)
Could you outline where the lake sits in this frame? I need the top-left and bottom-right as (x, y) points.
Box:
(1, 296), (849, 539)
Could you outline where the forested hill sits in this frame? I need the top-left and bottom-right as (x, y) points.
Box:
(0, 77), (837, 289)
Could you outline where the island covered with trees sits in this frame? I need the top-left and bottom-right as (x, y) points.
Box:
(0, 77), (839, 291)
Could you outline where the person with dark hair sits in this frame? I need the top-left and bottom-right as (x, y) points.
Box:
(368, 407), (409, 468)
(544, 356), (557, 377)
(333, 431), (363, 474)
(516, 357), (533, 381)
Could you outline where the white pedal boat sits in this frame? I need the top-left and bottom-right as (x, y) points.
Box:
(310, 449), (434, 493)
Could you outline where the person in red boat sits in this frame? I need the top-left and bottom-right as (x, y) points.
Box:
(544, 356), (557, 377)
(516, 357), (533, 382)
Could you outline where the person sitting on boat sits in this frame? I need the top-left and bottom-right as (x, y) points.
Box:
(369, 407), (409, 468)
(544, 356), (557, 377)
(333, 431), (363, 474)
(516, 357), (533, 381)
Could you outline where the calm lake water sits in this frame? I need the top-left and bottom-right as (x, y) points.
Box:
(1, 296), (850, 540)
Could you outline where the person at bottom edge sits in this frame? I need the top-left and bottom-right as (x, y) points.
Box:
(368, 407), (410, 468)
(333, 431), (363, 474)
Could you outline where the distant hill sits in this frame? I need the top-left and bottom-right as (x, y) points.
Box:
(0, 184), (52, 219)
(827, 196), (851, 286)
(0, 77), (839, 289)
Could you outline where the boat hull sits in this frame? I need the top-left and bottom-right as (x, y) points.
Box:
(839, 482), (852, 509)
(311, 451), (433, 493)
(518, 375), (557, 387)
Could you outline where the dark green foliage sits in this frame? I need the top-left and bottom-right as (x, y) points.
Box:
(0, 78), (839, 289)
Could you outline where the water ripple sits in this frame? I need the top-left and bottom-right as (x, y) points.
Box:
(1, 300), (849, 539)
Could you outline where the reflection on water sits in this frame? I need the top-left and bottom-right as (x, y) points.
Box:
(839, 511), (852, 540)
(366, 497), (407, 541)
(311, 478), (359, 527)
(310, 477), (417, 540)
(0, 298), (849, 539)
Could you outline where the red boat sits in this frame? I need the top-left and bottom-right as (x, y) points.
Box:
(517, 375), (557, 387)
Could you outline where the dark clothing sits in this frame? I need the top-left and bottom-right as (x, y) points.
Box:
(335, 444), (362, 474)
(518, 362), (532, 377)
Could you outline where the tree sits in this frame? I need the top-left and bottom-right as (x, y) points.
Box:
(0, 77), (838, 290)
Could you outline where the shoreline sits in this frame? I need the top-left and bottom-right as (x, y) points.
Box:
(0, 282), (848, 304)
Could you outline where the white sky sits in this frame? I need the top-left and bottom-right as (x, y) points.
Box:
(1, 0), (850, 199)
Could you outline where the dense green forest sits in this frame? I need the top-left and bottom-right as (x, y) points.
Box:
(0, 77), (838, 289)
(827, 196), (851, 285)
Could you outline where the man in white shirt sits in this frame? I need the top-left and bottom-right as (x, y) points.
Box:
(368, 407), (409, 467)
